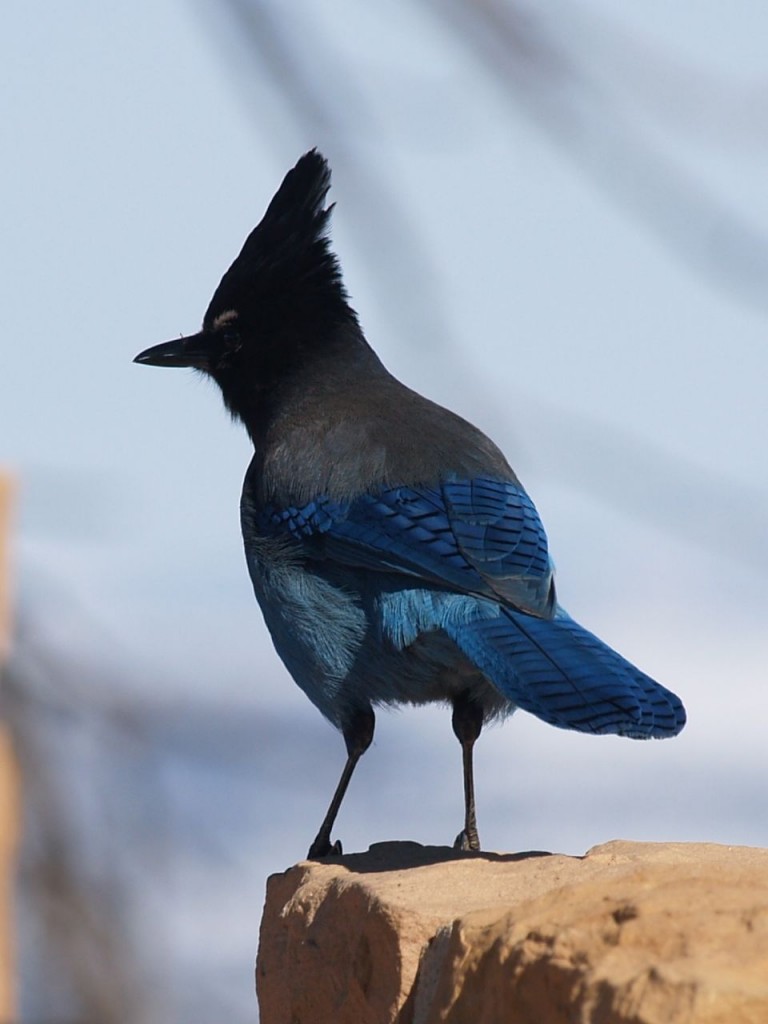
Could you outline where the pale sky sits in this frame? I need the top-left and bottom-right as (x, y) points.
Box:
(3, 2), (768, 1018)
(5, 0), (768, 839)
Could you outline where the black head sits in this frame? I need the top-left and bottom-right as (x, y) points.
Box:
(134, 150), (361, 423)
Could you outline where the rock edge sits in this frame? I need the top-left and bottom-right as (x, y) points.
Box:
(256, 840), (768, 1024)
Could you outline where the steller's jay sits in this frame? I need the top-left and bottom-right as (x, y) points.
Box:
(135, 151), (685, 857)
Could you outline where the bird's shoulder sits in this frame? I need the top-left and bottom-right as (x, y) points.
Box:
(251, 369), (516, 506)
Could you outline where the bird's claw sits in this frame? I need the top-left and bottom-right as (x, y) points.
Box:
(453, 828), (480, 852)
(307, 836), (343, 859)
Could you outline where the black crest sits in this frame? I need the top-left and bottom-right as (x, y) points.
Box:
(204, 149), (355, 329)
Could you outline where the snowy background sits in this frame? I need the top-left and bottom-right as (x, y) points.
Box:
(3, 1), (767, 1021)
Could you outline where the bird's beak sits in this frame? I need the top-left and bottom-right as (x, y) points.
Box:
(133, 332), (212, 370)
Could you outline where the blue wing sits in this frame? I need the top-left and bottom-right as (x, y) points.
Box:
(254, 477), (685, 738)
(259, 477), (555, 617)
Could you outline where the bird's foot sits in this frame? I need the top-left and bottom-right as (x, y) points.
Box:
(307, 836), (343, 859)
(453, 828), (480, 852)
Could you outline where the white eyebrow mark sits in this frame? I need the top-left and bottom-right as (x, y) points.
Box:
(212, 309), (239, 330)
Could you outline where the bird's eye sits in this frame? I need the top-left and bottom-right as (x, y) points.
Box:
(220, 329), (241, 347)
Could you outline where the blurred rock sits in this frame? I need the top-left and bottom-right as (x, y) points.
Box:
(256, 839), (768, 1024)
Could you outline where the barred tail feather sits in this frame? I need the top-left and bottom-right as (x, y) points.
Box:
(446, 607), (686, 738)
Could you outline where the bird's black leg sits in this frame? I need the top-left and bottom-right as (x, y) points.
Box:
(307, 706), (375, 859)
(451, 691), (484, 851)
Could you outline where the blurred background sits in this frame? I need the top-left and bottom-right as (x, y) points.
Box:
(2, 0), (767, 1020)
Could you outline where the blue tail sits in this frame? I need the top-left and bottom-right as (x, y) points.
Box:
(445, 607), (685, 738)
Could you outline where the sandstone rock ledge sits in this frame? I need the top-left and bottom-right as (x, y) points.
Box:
(256, 840), (768, 1024)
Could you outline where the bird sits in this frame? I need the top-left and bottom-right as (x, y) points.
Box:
(134, 150), (686, 858)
